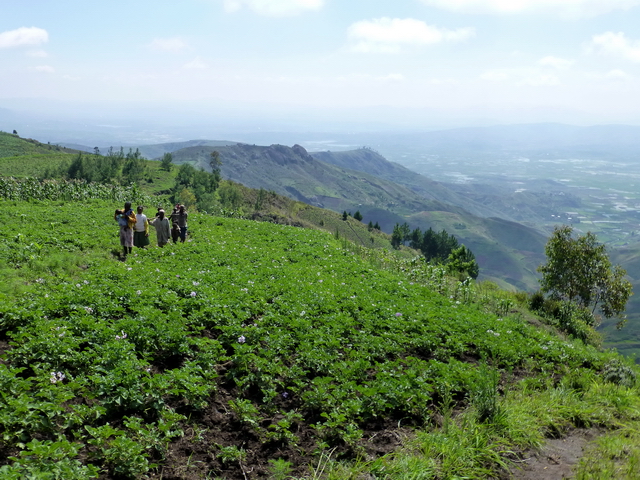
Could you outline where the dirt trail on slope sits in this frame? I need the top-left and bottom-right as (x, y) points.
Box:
(510, 429), (601, 479)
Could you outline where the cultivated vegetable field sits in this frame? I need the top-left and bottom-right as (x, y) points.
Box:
(0, 196), (639, 479)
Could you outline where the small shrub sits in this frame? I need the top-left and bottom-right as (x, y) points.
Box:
(602, 360), (637, 388)
(529, 291), (545, 311)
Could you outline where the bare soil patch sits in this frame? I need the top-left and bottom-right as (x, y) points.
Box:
(511, 429), (602, 480)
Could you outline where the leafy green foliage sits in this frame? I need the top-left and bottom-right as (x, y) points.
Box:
(160, 152), (173, 172)
(172, 162), (220, 211)
(0, 195), (638, 478)
(538, 225), (633, 327)
(447, 244), (479, 279)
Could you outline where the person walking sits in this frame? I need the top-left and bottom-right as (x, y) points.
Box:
(177, 205), (188, 242)
(133, 206), (150, 248)
(170, 204), (181, 244)
(149, 209), (171, 247)
(115, 201), (135, 257)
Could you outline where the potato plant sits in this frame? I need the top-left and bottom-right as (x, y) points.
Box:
(0, 196), (632, 479)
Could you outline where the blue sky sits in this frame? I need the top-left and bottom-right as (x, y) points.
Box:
(2, 0), (640, 129)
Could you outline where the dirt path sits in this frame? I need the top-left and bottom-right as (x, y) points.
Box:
(510, 429), (601, 479)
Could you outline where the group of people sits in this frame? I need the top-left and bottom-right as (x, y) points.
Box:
(114, 202), (188, 256)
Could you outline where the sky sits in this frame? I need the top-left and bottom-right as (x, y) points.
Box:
(2, 0), (640, 133)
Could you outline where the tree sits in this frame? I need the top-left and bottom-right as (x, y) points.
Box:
(354, 210), (363, 221)
(217, 182), (242, 209)
(122, 148), (146, 184)
(210, 151), (221, 171)
(161, 152), (173, 172)
(409, 228), (423, 250)
(391, 224), (403, 249)
(538, 225), (632, 327)
(447, 245), (479, 279)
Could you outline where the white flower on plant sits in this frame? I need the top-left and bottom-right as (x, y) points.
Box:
(115, 330), (127, 340)
(193, 281), (200, 286)
(238, 335), (246, 344)
(190, 291), (197, 297)
(50, 371), (65, 384)
(136, 290), (142, 295)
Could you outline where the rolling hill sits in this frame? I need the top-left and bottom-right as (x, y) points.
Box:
(162, 141), (547, 291)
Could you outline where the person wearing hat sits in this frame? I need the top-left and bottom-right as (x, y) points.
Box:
(149, 209), (171, 247)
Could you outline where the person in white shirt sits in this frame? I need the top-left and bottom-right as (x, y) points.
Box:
(133, 205), (150, 248)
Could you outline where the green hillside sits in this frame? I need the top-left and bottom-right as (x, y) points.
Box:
(1, 191), (640, 478)
(167, 142), (546, 291)
(407, 211), (547, 291)
(0, 131), (80, 158)
(312, 148), (510, 220)
(1, 131), (635, 350)
(129, 139), (236, 160)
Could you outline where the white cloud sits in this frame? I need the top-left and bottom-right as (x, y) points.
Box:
(148, 37), (189, 52)
(34, 65), (55, 73)
(589, 32), (640, 62)
(0, 27), (48, 49)
(347, 18), (474, 53)
(417, 0), (640, 17)
(27, 49), (48, 58)
(538, 56), (574, 69)
(184, 57), (208, 69)
(223, 0), (323, 16)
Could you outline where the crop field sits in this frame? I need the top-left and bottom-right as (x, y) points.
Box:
(2, 190), (640, 479)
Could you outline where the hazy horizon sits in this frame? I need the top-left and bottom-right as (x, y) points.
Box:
(3, 0), (640, 142)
